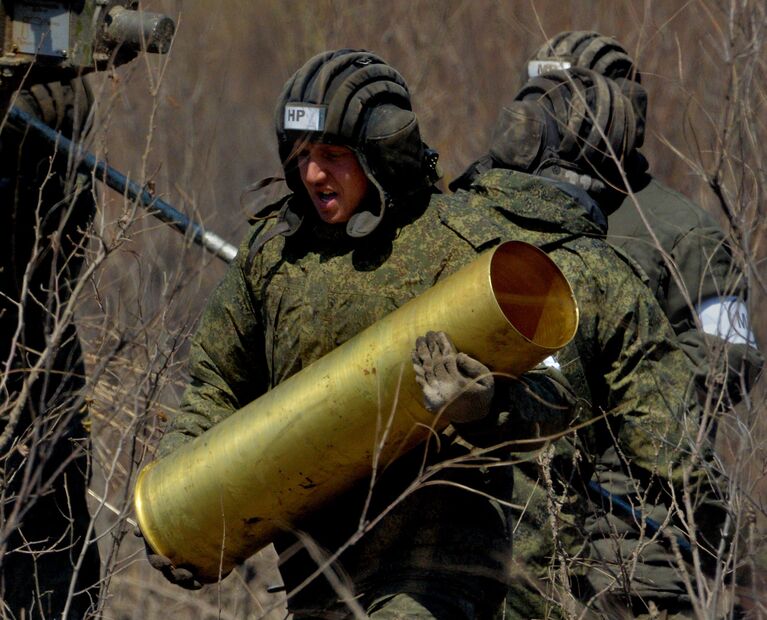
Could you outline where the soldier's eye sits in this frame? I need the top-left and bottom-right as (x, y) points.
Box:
(323, 146), (352, 161)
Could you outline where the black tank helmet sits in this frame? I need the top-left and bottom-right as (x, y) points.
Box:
(528, 31), (647, 146)
(274, 49), (439, 238)
(509, 68), (637, 172)
(481, 68), (638, 196)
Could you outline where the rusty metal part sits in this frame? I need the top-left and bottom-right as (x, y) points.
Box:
(103, 6), (174, 54)
(134, 240), (579, 582)
(0, 2), (175, 90)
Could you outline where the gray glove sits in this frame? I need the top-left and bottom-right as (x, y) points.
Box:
(412, 331), (495, 423)
(134, 526), (203, 590)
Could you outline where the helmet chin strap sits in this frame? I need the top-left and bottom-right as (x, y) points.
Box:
(536, 163), (609, 230)
(537, 160), (607, 196)
(346, 208), (385, 238)
(345, 153), (387, 238)
(538, 159), (631, 220)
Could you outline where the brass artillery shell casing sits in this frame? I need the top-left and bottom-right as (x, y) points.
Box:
(134, 240), (578, 582)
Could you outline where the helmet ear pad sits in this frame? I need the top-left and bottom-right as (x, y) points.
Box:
(345, 104), (423, 238)
(489, 101), (554, 172)
(363, 103), (424, 196)
(515, 74), (582, 159)
(614, 77), (647, 148)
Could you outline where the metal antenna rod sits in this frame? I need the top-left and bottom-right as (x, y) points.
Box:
(8, 105), (238, 264)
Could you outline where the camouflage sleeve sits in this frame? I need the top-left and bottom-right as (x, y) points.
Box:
(581, 249), (729, 594)
(156, 236), (268, 459)
(578, 247), (700, 485)
(454, 366), (577, 450)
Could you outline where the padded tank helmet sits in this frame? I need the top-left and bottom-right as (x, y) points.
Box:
(529, 31), (639, 81)
(275, 49), (439, 237)
(490, 68), (638, 187)
(528, 31), (647, 146)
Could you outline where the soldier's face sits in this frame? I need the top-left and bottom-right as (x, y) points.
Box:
(298, 143), (370, 225)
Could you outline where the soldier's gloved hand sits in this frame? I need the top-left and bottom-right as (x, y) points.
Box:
(134, 525), (203, 590)
(412, 331), (495, 423)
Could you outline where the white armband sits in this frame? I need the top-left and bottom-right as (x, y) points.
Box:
(695, 296), (756, 346)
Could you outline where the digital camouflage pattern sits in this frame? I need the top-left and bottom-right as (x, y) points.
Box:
(575, 168), (757, 620)
(455, 171), (727, 619)
(487, 164), (736, 618)
(157, 178), (569, 619)
(450, 135), (747, 617)
(449, 31), (745, 617)
(158, 169), (702, 619)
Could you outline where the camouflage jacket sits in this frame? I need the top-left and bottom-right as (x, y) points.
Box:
(463, 171), (727, 617)
(158, 169), (698, 612)
(449, 170), (700, 479)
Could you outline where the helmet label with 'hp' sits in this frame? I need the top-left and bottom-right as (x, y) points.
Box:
(284, 104), (327, 131)
(528, 59), (572, 78)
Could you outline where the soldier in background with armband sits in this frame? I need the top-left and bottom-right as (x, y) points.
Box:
(526, 30), (762, 406)
(451, 47), (744, 618)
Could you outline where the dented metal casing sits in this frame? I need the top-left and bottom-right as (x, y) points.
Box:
(134, 240), (579, 582)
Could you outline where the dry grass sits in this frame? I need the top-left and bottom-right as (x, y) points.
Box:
(2, 0), (762, 617)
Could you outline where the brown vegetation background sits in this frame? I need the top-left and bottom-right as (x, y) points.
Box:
(74, 1), (767, 617)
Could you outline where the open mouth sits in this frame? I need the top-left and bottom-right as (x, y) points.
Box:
(317, 191), (338, 206)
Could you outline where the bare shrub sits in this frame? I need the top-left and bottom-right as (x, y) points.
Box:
(0, 0), (759, 618)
